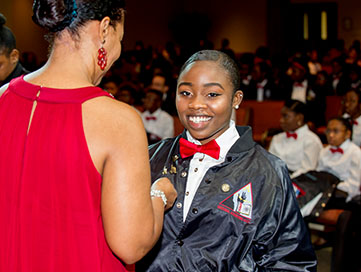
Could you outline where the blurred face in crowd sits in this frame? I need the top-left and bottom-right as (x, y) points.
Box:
(291, 64), (306, 82)
(117, 89), (133, 105)
(103, 81), (119, 96)
(151, 75), (168, 94)
(251, 64), (265, 82)
(0, 49), (19, 82)
(143, 91), (162, 113)
(176, 60), (242, 144)
(332, 61), (343, 75)
(326, 119), (350, 147)
(343, 90), (360, 117)
(349, 70), (360, 83)
(280, 106), (303, 132)
(316, 72), (327, 86)
(239, 63), (250, 79)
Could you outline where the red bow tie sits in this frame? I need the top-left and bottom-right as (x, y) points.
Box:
(330, 147), (343, 154)
(179, 138), (220, 160)
(294, 82), (304, 87)
(352, 119), (359, 125)
(146, 116), (157, 121)
(286, 131), (298, 139)
(257, 83), (264, 89)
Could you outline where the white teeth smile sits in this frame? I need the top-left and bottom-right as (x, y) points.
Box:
(189, 116), (211, 123)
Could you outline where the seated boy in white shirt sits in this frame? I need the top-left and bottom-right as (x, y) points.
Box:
(141, 89), (174, 144)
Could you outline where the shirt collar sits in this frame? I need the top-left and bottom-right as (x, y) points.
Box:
(186, 120), (239, 160)
(258, 79), (268, 87)
(294, 124), (308, 134)
(144, 108), (162, 117)
(330, 139), (351, 151)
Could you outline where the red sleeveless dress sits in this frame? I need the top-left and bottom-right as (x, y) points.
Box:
(0, 76), (129, 271)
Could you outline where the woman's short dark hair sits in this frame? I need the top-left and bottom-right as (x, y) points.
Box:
(0, 13), (16, 56)
(284, 99), (307, 116)
(32, 0), (125, 35)
(179, 50), (240, 94)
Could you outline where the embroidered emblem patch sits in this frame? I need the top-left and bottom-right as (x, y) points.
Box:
(292, 182), (305, 198)
(217, 183), (253, 223)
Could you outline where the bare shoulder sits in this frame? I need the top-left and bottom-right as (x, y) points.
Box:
(0, 83), (9, 96)
(84, 96), (143, 128)
(82, 96), (146, 159)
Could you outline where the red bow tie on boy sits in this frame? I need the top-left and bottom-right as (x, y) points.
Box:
(179, 138), (220, 160)
(145, 116), (157, 121)
(286, 131), (298, 140)
(330, 147), (343, 154)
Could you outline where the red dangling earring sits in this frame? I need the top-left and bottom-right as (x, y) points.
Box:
(97, 41), (107, 70)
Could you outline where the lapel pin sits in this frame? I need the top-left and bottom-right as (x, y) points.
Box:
(221, 183), (231, 193)
(170, 165), (177, 174)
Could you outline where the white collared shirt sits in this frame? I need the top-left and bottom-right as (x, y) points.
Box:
(269, 124), (322, 178)
(291, 79), (308, 103)
(256, 79), (268, 101)
(317, 139), (361, 201)
(183, 121), (239, 220)
(343, 113), (361, 147)
(141, 108), (174, 139)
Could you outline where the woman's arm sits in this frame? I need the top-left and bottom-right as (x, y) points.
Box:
(83, 97), (177, 264)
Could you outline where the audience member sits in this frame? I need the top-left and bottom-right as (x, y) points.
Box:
(247, 61), (278, 101)
(0, 13), (28, 86)
(317, 117), (361, 204)
(149, 72), (177, 115)
(342, 88), (361, 146)
(330, 56), (349, 95)
(307, 70), (331, 127)
(269, 100), (323, 178)
(141, 88), (174, 144)
(219, 38), (236, 60)
(99, 75), (121, 97)
(307, 49), (322, 76)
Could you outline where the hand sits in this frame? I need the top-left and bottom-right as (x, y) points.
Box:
(151, 177), (177, 211)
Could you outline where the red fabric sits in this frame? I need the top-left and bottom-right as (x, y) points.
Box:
(0, 76), (128, 272)
(330, 147), (344, 154)
(351, 119), (359, 125)
(286, 131), (298, 140)
(179, 138), (220, 159)
(145, 116), (157, 120)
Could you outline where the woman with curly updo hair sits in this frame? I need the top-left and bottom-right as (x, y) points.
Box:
(0, 1), (177, 271)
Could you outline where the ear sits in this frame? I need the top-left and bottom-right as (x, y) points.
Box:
(163, 85), (169, 94)
(346, 129), (351, 140)
(9, 49), (19, 64)
(296, 113), (304, 124)
(98, 16), (111, 43)
(232, 90), (243, 109)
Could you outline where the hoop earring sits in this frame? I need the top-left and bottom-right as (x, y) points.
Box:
(97, 41), (107, 70)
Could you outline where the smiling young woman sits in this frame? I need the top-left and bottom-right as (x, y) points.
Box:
(137, 50), (316, 272)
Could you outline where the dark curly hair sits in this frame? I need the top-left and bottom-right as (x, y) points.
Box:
(179, 50), (240, 94)
(0, 13), (16, 56)
(32, 0), (125, 36)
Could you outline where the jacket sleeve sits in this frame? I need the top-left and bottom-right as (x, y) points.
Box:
(247, 164), (317, 271)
